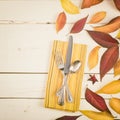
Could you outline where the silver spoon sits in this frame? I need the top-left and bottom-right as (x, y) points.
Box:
(69, 60), (81, 73)
(57, 60), (81, 105)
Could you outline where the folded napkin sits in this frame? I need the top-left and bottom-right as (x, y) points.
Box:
(45, 40), (87, 111)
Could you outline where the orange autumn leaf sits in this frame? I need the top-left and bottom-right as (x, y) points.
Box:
(114, 59), (120, 76)
(56, 12), (66, 33)
(81, 0), (92, 9)
(92, 0), (103, 5)
(81, 0), (103, 9)
(88, 11), (106, 24)
(88, 46), (101, 70)
(94, 16), (120, 33)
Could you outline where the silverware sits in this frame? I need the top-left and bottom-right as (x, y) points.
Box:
(58, 35), (73, 105)
(69, 60), (81, 73)
(56, 60), (81, 103)
(55, 51), (64, 71)
(55, 50), (73, 104)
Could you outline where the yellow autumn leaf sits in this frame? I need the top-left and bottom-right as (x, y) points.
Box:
(88, 46), (101, 70)
(88, 11), (106, 24)
(116, 30), (120, 39)
(96, 79), (120, 94)
(80, 110), (114, 120)
(60, 0), (80, 14)
(114, 59), (120, 76)
(109, 98), (120, 114)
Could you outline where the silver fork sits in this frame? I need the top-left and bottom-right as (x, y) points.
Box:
(55, 51), (73, 105)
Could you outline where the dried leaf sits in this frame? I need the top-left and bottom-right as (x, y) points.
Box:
(96, 79), (120, 94)
(92, 0), (104, 5)
(85, 88), (110, 113)
(100, 46), (119, 80)
(113, 0), (120, 11)
(88, 74), (98, 84)
(81, 0), (103, 9)
(80, 110), (114, 120)
(81, 0), (92, 9)
(88, 46), (101, 70)
(56, 12), (66, 33)
(60, 0), (79, 14)
(116, 30), (120, 39)
(114, 59), (120, 76)
(56, 115), (81, 120)
(87, 30), (119, 48)
(94, 16), (120, 33)
(109, 98), (120, 114)
(70, 16), (88, 33)
(88, 11), (106, 24)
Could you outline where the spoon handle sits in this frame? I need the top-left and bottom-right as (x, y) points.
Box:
(57, 74), (73, 105)
(65, 83), (73, 103)
(58, 86), (65, 106)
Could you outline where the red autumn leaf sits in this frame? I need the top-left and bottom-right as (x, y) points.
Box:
(100, 46), (119, 80)
(87, 30), (119, 48)
(56, 12), (66, 33)
(113, 0), (120, 11)
(85, 88), (110, 113)
(56, 115), (81, 120)
(70, 16), (88, 34)
(88, 74), (98, 84)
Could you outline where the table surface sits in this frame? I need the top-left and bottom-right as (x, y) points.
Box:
(0, 0), (119, 120)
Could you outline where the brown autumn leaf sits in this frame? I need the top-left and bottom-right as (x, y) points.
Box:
(113, 0), (120, 11)
(85, 88), (110, 113)
(56, 12), (66, 33)
(56, 115), (81, 120)
(87, 30), (119, 48)
(94, 16), (120, 33)
(70, 16), (88, 34)
(81, 0), (103, 9)
(114, 59), (120, 76)
(88, 11), (106, 24)
(100, 46), (119, 80)
(88, 46), (101, 70)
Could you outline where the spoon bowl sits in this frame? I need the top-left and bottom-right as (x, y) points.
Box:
(69, 60), (81, 73)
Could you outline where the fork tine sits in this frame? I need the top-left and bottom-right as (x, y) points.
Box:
(55, 51), (64, 67)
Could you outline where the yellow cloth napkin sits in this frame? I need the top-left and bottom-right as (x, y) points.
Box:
(45, 40), (87, 112)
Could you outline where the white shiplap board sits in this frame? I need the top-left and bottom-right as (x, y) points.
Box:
(0, 24), (117, 73)
(0, 74), (119, 99)
(0, 99), (119, 120)
(0, 0), (119, 120)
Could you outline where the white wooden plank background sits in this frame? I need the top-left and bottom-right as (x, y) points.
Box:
(0, 0), (119, 120)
